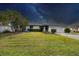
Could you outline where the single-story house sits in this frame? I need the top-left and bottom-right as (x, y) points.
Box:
(0, 25), (12, 32)
(26, 24), (65, 33)
(69, 23), (79, 32)
(1, 22), (78, 33)
(70, 27), (79, 32)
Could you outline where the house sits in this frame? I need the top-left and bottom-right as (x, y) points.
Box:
(0, 22), (66, 33)
(0, 22), (13, 32)
(70, 27), (79, 32)
(26, 24), (65, 33)
(0, 25), (12, 32)
(48, 26), (65, 33)
(69, 23), (79, 32)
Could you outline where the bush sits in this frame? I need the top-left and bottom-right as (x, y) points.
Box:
(28, 29), (42, 32)
(64, 28), (71, 33)
(3, 30), (11, 33)
(51, 29), (56, 34)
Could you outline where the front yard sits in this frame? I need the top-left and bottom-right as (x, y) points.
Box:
(0, 32), (79, 56)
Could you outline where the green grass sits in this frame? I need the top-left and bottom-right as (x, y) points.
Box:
(71, 32), (79, 35)
(0, 32), (79, 56)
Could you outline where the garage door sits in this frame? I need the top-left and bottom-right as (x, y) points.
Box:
(56, 27), (64, 33)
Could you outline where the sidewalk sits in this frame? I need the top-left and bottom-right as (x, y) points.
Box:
(56, 33), (79, 40)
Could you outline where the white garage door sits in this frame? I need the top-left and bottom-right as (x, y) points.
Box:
(56, 27), (64, 33)
(49, 26), (65, 33)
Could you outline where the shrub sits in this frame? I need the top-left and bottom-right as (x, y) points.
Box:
(51, 29), (56, 34)
(64, 28), (71, 33)
(28, 29), (42, 32)
(3, 30), (10, 33)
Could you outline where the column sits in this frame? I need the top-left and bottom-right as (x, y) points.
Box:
(43, 26), (46, 32)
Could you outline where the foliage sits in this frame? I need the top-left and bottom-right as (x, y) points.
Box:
(3, 30), (11, 33)
(29, 29), (42, 32)
(0, 9), (28, 32)
(51, 29), (56, 34)
(64, 28), (71, 33)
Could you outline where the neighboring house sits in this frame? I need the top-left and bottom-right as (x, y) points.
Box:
(0, 22), (16, 32)
(70, 27), (79, 32)
(69, 25), (79, 32)
(0, 25), (12, 32)
(69, 23), (79, 32)
(0, 22), (11, 32)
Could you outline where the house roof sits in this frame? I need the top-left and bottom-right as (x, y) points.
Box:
(27, 22), (67, 27)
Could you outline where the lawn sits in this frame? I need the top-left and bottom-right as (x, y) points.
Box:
(0, 32), (79, 56)
(71, 32), (79, 35)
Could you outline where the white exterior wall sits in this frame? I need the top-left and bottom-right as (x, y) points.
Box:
(26, 26), (40, 30)
(43, 27), (46, 32)
(25, 26), (30, 31)
(26, 26), (30, 29)
(32, 26), (40, 29)
(78, 28), (79, 31)
(25, 25), (65, 33)
(0, 26), (12, 32)
(48, 26), (65, 33)
(26, 26), (40, 31)
(71, 28), (79, 32)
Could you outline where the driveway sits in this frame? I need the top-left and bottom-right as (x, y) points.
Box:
(56, 33), (79, 40)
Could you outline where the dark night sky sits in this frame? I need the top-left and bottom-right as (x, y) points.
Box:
(0, 3), (79, 25)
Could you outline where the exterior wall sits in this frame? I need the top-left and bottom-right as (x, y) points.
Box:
(70, 28), (79, 32)
(26, 26), (40, 30)
(32, 26), (40, 29)
(25, 26), (40, 31)
(0, 26), (12, 32)
(25, 25), (65, 33)
(43, 27), (46, 32)
(48, 26), (65, 33)
(26, 26), (30, 31)
(78, 28), (79, 31)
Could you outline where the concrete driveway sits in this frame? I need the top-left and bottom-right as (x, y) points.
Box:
(56, 33), (79, 40)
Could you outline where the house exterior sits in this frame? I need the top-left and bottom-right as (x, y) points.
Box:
(0, 22), (73, 33)
(0, 25), (12, 32)
(48, 26), (65, 33)
(26, 25), (65, 33)
(69, 23), (79, 32)
(0, 24), (78, 33)
(26, 25), (45, 32)
(70, 27), (79, 32)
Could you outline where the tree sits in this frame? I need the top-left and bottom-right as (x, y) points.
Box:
(0, 9), (28, 32)
(11, 16), (28, 32)
(0, 10), (9, 25)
